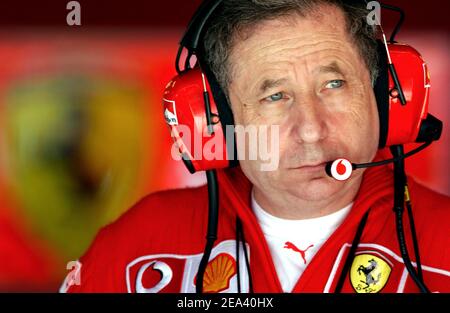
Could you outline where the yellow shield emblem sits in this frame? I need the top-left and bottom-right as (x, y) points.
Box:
(350, 254), (392, 293)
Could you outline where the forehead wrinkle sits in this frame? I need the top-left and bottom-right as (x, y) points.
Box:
(242, 46), (359, 95)
(241, 33), (350, 61)
(234, 36), (357, 82)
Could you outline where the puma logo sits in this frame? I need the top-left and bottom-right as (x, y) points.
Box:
(284, 241), (314, 264)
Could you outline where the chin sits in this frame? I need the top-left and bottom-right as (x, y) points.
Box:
(284, 176), (344, 201)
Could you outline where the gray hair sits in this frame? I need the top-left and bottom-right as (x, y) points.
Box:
(203, 0), (379, 96)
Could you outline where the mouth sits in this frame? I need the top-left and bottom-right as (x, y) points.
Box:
(289, 161), (331, 173)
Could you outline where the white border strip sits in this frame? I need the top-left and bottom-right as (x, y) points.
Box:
(323, 243), (450, 293)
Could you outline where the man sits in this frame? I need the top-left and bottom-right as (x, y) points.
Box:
(62, 0), (450, 293)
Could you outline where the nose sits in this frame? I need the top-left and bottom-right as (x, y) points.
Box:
(292, 94), (328, 144)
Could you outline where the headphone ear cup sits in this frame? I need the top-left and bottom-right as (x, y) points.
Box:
(373, 41), (437, 147)
(373, 40), (390, 148)
(162, 67), (230, 173)
(385, 43), (435, 146)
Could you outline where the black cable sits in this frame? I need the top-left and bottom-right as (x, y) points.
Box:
(390, 145), (429, 293)
(393, 208), (429, 292)
(353, 141), (432, 169)
(237, 218), (253, 293)
(380, 3), (405, 43)
(377, 3), (406, 104)
(388, 63), (407, 105)
(334, 209), (370, 293)
(203, 89), (215, 135)
(395, 146), (424, 282)
(235, 216), (242, 293)
(196, 169), (219, 293)
(405, 191), (423, 280)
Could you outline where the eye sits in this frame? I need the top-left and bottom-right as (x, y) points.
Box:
(325, 79), (345, 89)
(265, 92), (284, 102)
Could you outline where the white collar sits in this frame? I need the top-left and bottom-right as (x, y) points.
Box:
(251, 188), (353, 239)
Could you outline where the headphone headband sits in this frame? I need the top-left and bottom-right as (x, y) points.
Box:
(180, 0), (224, 52)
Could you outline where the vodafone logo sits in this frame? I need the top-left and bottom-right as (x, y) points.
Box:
(135, 261), (173, 293)
(329, 158), (353, 181)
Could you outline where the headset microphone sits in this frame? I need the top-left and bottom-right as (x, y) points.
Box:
(325, 141), (433, 181)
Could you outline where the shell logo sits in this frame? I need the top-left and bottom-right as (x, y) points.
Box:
(201, 253), (237, 293)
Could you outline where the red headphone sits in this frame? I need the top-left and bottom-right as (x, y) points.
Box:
(162, 0), (442, 174)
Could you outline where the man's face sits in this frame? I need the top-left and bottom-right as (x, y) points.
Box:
(227, 4), (379, 207)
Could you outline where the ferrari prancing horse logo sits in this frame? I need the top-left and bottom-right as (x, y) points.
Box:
(350, 254), (392, 293)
